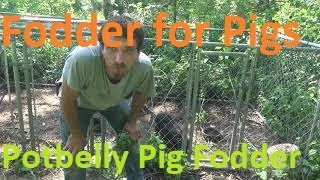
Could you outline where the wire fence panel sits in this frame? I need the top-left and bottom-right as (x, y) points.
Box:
(142, 39), (195, 152)
(190, 45), (251, 156)
(251, 48), (320, 149)
(0, 15), (320, 179)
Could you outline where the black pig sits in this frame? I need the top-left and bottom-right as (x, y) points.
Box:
(154, 113), (183, 150)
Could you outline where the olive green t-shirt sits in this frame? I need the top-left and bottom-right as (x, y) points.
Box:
(62, 44), (156, 110)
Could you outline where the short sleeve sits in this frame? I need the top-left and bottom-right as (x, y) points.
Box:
(62, 48), (86, 92)
(135, 66), (156, 98)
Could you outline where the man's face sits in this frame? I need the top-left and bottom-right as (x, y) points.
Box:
(102, 36), (139, 82)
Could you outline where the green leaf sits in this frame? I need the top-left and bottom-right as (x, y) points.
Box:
(309, 149), (317, 156)
(257, 171), (267, 180)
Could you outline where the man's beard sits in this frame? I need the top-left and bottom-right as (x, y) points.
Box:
(109, 63), (127, 83)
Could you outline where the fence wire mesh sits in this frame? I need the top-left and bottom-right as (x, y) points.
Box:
(191, 46), (249, 156)
(0, 14), (320, 179)
(143, 40), (195, 150)
(252, 48), (320, 147)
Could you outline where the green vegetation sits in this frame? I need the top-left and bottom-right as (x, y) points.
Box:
(0, 0), (319, 179)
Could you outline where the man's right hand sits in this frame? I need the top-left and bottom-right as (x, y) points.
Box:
(63, 133), (87, 157)
(61, 79), (86, 157)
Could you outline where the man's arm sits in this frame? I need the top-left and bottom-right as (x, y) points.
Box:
(125, 55), (156, 140)
(124, 91), (149, 141)
(61, 79), (86, 156)
(61, 79), (81, 134)
(127, 91), (148, 123)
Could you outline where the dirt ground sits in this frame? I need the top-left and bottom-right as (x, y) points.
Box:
(0, 87), (282, 180)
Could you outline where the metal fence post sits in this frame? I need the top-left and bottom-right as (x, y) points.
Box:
(237, 48), (258, 148)
(182, 45), (195, 153)
(11, 37), (27, 153)
(22, 42), (36, 150)
(187, 48), (201, 160)
(228, 53), (249, 156)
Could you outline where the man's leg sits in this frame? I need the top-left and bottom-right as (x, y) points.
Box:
(100, 99), (144, 180)
(59, 107), (95, 180)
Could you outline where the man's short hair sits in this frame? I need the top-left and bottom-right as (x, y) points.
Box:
(98, 15), (144, 52)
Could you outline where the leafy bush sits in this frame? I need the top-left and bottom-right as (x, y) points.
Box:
(299, 141), (320, 179)
(255, 51), (320, 142)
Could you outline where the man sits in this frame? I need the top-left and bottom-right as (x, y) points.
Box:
(59, 15), (156, 180)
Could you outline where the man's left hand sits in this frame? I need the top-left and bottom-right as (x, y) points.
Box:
(124, 120), (141, 141)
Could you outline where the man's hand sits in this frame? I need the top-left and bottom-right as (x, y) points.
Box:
(124, 91), (148, 141)
(124, 120), (141, 141)
(63, 133), (87, 157)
